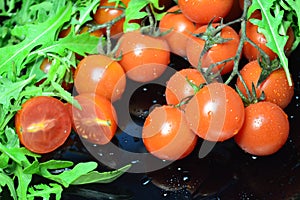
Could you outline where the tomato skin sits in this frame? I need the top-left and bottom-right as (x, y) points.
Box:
(236, 60), (294, 109)
(186, 24), (240, 75)
(159, 5), (196, 57)
(93, 0), (130, 36)
(243, 11), (294, 61)
(15, 96), (71, 154)
(184, 83), (245, 142)
(74, 54), (126, 102)
(178, 0), (234, 24)
(72, 93), (118, 145)
(234, 102), (289, 156)
(117, 30), (170, 82)
(165, 68), (206, 106)
(142, 105), (197, 160)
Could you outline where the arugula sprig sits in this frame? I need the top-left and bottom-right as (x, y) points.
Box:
(247, 0), (300, 86)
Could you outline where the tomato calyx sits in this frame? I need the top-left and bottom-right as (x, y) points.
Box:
(235, 82), (265, 107)
(257, 57), (282, 87)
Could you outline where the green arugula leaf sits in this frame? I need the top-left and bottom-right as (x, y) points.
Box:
(27, 183), (63, 200)
(38, 161), (97, 187)
(71, 164), (132, 185)
(248, 0), (292, 86)
(15, 165), (32, 200)
(0, 173), (17, 200)
(0, 2), (72, 76)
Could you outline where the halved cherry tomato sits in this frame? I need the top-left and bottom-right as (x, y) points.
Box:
(184, 83), (245, 142)
(74, 54), (126, 102)
(236, 60), (294, 109)
(234, 101), (289, 156)
(242, 10), (295, 61)
(142, 105), (197, 160)
(159, 5), (197, 57)
(186, 23), (240, 75)
(165, 68), (206, 106)
(72, 93), (118, 145)
(178, 0), (234, 24)
(117, 30), (170, 82)
(15, 96), (71, 154)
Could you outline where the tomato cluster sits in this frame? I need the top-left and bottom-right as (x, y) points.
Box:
(15, 0), (295, 159)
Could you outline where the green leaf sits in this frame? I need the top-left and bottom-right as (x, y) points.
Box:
(0, 2), (72, 75)
(27, 183), (63, 200)
(248, 0), (292, 86)
(71, 164), (131, 185)
(0, 172), (17, 200)
(39, 161), (98, 187)
(15, 165), (32, 200)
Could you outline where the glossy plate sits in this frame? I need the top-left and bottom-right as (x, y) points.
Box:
(36, 45), (300, 200)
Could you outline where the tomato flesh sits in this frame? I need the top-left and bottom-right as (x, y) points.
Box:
(15, 96), (71, 154)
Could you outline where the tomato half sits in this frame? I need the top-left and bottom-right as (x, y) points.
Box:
(234, 101), (289, 156)
(142, 105), (197, 160)
(236, 60), (294, 109)
(186, 23), (240, 74)
(165, 68), (206, 106)
(117, 30), (170, 82)
(74, 54), (126, 102)
(178, 0), (234, 24)
(159, 5), (196, 57)
(184, 83), (245, 142)
(72, 93), (118, 145)
(15, 96), (71, 154)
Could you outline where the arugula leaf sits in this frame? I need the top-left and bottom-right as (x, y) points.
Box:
(0, 173), (17, 200)
(0, 2), (72, 76)
(71, 164), (132, 185)
(27, 183), (63, 200)
(15, 165), (32, 200)
(247, 0), (299, 86)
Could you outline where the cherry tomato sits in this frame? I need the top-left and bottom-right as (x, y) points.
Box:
(74, 54), (126, 102)
(236, 60), (294, 109)
(159, 5), (196, 57)
(165, 68), (206, 106)
(93, 0), (130, 36)
(243, 10), (295, 61)
(224, 0), (243, 22)
(38, 58), (74, 91)
(15, 96), (71, 154)
(186, 23), (240, 75)
(234, 101), (289, 156)
(117, 30), (170, 82)
(178, 0), (234, 24)
(184, 83), (245, 142)
(142, 105), (197, 160)
(72, 93), (118, 145)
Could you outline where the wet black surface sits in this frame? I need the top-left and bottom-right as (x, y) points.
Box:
(45, 47), (300, 200)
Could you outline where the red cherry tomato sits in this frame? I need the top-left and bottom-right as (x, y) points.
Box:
(178, 0), (234, 24)
(72, 93), (118, 145)
(93, 0), (130, 36)
(142, 105), (197, 160)
(234, 101), (289, 156)
(38, 58), (75, 91)
(243, 11), (294, 61)
(159, 5), (197, 57)
(184, 83), (245, 142)
(186, 23), (240, 75)
(117, 30), (170, 82)
(236, 60), (294, 109)
(74, 54), (126, 102)
(15, 96), (71, 154)
(165, 68), (206, 106)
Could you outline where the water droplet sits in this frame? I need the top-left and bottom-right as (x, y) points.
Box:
(182, 175), (190, 182)
(177, 167), (182, 171)
(141, 176), (152, 186)
(162, 191), (170, 197)
(109, 152), (114, 156)
(131, 160), (140, 164)
(252, 156), (257, 160)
